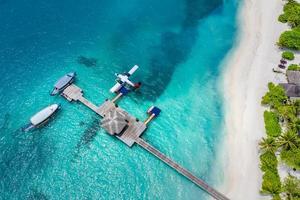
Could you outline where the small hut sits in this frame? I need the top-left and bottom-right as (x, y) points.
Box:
(279, 83), (300, 100)
(279, 70), (300, 100)
(101, 110), (128, 135)
(287, 70), (300, 85)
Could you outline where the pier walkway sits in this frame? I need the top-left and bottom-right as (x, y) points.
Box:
(60, 83), (230, 200)
(62, 84), (102, 115)
(62, 84), (146, 147)
(135, 138), (229, 200)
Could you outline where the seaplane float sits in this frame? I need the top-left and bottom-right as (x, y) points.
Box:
(110, 65), (141, 93)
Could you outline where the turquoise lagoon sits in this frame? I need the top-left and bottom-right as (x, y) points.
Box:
(0, 0), (239, 199)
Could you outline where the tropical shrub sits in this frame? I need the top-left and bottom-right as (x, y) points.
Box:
(278, 14), (288, 23)
(271, 194), (282, 200)
(288, 64), (300, 71)
(278, 29), (300, 50)
(264, 111), (282, 137)
(281, 148), (300, 170)
(278, 0), (300, 28)
(278, 105), (297, 123)
(260, 151), (278, 171)
(282, 51), (295, 60)
(261, 169), (282, 195)
(289, 119), (300, 134)
(283, 175), (300, 199)
(261, 83), (288, 109)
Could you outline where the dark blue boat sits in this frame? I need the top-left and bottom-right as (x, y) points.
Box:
(50, 72), (76, 95)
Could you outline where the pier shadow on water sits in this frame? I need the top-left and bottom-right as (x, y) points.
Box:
(27, 188), (49, 200)
(73, 118), (100, 158)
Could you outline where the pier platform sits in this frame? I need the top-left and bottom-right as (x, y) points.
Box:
(62, 84), (103, 115)
(60, 83), (229, 200)
(62, 84), (146, 147)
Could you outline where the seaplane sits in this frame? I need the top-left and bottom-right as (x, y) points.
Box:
(110, 65), (141, 93)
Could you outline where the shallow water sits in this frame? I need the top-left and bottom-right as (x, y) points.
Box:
(0, 0), (238, 199)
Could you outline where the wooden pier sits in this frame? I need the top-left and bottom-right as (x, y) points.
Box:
(61, 83), (229, 200)
(62, 84), (146, 147)
(135, 138), (229, 200)
(62, 84), (103, 115)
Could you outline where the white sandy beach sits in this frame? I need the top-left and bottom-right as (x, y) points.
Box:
(222, 0), (287, 199)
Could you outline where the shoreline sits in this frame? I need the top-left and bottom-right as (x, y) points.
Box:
(220, 0), (286, 199)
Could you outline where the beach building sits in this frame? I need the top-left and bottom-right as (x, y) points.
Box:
(280, 70), (300, 100)
(280, 83), (300, 99)
(59, 82), (229, 200)
(287, 70), (300, 85)
(101, 109), (129, 135)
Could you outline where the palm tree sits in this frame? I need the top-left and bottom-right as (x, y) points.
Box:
(283, 175), (300, 200)
(277, 130), (299, 150)
(259, 137), (278, 153)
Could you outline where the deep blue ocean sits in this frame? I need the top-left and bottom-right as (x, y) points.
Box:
(0, 0), (239, 199)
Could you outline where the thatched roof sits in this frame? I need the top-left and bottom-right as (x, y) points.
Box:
(101, 110), (128, 135)
(279, 83), (300, 98)
(287, 70), (300, 85)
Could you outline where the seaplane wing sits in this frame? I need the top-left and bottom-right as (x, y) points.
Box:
(110, 82), (122, 93)
(125, 79), (135, 87)
(127, 65), (138, 76)
(110, 65), (139, 93)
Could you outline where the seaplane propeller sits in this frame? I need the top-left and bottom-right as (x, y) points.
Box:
(110, 65), (141, 93)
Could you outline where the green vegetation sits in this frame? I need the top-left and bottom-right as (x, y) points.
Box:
(281, 148), (300, 170)
(260, 152), (282, 196)
(272, 194), (282, 200)
(260, 81), (300, 199)
(261, 169), (282, 195)
(264, 111), (282, 137)
(278, 29), (300, 50)
(260, 137), (279, 154)
(277, 130), (300, 150)
(278, 0), (300, 28)
(283, 175), (300, 199)
(278, 130), (300, 170)
(260, 1), (300, 199)
(282, 51), (295, 60)
(278, 0), (300, 50)
(277, 105), (297, 126)
(260, 151), (278, 171)
(288, 64), (300, 71)
(262, 83), (288, 109)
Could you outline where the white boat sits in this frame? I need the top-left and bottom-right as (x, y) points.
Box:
(50, 72), (76, 95)
(23, 104), (60, 131)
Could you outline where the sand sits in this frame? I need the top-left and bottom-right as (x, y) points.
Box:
(221, 0), (288, 199)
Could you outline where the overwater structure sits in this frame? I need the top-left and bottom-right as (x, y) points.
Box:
(59, 79), (229, 200)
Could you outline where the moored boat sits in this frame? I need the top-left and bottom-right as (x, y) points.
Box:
(23, 104), (60, 132)
(50, 72), (76, 96)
